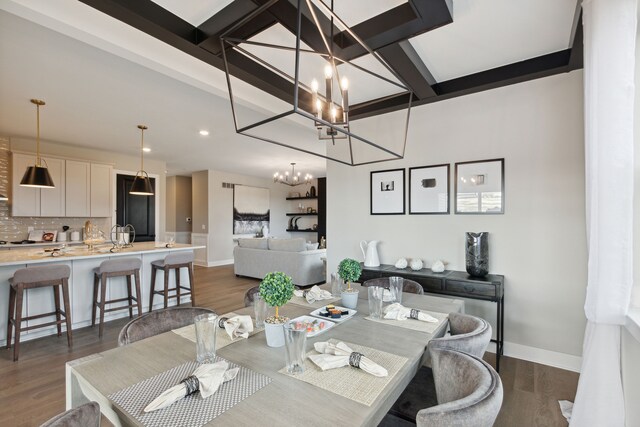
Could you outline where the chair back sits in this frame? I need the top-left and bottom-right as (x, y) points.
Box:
(40, 401), (100, 427)
(244, 286), (260, 307)
(362, 277), (424, 294)
(417, 348), (503, 427)
(118, 307), (215, 346)
(428, 312), (492, 358)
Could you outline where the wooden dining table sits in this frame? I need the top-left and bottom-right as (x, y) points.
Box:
(66, 284), (464, 427)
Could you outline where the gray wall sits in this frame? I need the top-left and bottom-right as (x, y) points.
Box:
(166, 175), (192, 233)
(191, 170), (208, 234)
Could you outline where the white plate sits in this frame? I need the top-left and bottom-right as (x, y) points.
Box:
(309, 305), (357, 323)
(290, 315), (335, 337)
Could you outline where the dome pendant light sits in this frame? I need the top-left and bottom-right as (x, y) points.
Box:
(20, 99), (55, 188)
(129, 125), (154, 196)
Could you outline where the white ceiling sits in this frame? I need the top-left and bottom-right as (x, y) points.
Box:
(0, 0), (579, 177)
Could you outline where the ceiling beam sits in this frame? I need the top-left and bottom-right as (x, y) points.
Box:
(377, 41), (437, 99)
(567, 6), (583, 71)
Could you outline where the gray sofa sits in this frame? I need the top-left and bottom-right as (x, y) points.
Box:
(233, 238), (326, 286)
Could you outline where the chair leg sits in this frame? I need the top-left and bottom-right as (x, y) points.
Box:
(99, 273), (107, 338)
(163, 268), (169, 309)
(126, 274), (133, 319)
(134, 269), (142, 317)
(13, 286), (24, 362)
(175, 267), (181, 305)
(53, 284), (62, 337)
(91, 273), (99, 327)
(188, 263), (195, 307)
(149, 266), (157, 313)
(6, 285), (16, 349)
(61, 278), (73, 348)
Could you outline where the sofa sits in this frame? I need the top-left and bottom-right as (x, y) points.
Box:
(233, 238), (326, 286)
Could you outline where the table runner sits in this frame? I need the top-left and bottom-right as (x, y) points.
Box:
(172, 312), (264, 350)
(288, 295), (341, 309)
(109, 357), (271, 427)
(364, 310), (448, 334)
(279, 339), (408, 406)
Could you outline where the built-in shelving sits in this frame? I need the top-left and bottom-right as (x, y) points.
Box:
(285, 196), (318, 200)
(286, 213), (317, 216)
(286, 229), (316, 232)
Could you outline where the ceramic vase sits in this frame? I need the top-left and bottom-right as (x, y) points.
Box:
(264, 321), (285, 347)
(466, 232), (489, 277)
(341, 287), (359, 309)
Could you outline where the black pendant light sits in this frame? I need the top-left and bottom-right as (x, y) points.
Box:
(20, 99), (55, 188)
(129, 125), (154, 196)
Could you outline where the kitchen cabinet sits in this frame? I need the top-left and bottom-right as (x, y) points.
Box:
(39, 156), (65, 217)
(90, 163), (112, 217)
(11, 153), (65, 217)
(65, 160), (91, 217)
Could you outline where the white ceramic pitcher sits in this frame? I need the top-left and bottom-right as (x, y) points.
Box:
(360, 240), (380, 267)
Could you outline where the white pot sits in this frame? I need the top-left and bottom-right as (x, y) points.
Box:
(264, 321), (285, 347)
(341, 289), (359, 309)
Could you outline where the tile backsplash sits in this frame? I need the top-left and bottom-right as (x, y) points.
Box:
(0, 137), (110, 241)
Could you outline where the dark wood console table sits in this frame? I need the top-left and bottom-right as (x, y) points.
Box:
(360, 263), (505, 371)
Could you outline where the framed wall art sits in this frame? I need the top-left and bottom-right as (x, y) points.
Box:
(409, 164), (450, 214)
(454, 158), (504, 214)
(370, 168), (405, 215)
(233, 185), (270, 234)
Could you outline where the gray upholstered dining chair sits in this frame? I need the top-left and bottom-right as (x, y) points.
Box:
(417, 348), (503, 427)
(362, 277), (424, 295)
(118, 306), (216, 346)
(244, 286), (260, 307)
(428, 312), (492, 358)
(39, 401), (100, 427)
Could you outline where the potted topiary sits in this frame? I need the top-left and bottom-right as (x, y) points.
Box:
(259, 271), (295, 347)
(338, 258), (362, 309)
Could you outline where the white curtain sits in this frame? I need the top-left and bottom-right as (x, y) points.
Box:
(571, 0), (637, 426)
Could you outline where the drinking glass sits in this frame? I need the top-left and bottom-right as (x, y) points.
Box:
(368, 286), (384, 319)
(194, 313), (218, 363)
(330, 273), (343, 297)
(283, 321), (307, 375)
(389, 276), (404, 305)
(253, 294), (268, 328)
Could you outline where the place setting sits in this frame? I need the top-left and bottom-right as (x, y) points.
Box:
(288, 284), (341, 309)
(172, 311), (264, 351)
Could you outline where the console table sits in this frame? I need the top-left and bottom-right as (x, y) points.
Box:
(360, 263), (505, 371)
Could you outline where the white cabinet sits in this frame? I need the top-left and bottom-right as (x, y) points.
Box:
(11, 154), (65, 217)
(65, 160), (90, 217)
(90, 163), (112, 217)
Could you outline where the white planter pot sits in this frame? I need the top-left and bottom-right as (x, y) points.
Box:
(341, 289), (359, 309)
(264, 321), (285, 347)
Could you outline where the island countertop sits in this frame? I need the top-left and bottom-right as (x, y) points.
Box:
(0, 242), (204, 267)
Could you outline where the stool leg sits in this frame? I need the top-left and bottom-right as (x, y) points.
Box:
(6, 285), (16, 349)
(99, 273), (107, 338)
(175, 267), (181, 305)
(149, 266), (156, 313)
(188, 263), (195, 307)
(61, 278), (73, 349)
(163, 268), (169, 309)
(91, 273), (99, 327)
(126, 274), (133, 319)
(134, 269), (142, 317)
(53, 284), (62, 337)
(13, 285), (24, 361)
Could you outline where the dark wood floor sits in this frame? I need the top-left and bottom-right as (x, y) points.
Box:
(0, 265), (578, 426)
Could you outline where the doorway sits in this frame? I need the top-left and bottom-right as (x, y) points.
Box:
(116, 174), (156, 242)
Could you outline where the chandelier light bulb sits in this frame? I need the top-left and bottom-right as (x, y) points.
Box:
(324, 64), (333, 79)
(315, 99), (322, 113)
(331, 106), (337, 121)
(311, 79), (319, 92)
(340, 77), (349, 90)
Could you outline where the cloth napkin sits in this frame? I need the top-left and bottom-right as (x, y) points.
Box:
(382, 288), (398, 303)
(308, 341), (388, 377)
(219, 315), (254, 339)
(293, 285), (333, 304)
(383, 303), (438, 322)
(144, 361), (240, 412)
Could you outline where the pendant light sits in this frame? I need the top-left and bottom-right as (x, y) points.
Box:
(20, 99), (55, 188)
(129, 125), (154, 196)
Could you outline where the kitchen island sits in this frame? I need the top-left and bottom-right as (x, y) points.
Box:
(0, 242), (204, 347)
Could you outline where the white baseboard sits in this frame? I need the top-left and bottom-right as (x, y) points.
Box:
(486, 341), (582, 373)
(202, 259), (234, 267)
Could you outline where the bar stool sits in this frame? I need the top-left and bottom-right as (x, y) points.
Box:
(149, 252), (195, 311)
(92, 257), (142, 338)
(6, 264), (72, 361)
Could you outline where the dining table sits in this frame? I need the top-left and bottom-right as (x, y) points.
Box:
(66, 284), (464, 427)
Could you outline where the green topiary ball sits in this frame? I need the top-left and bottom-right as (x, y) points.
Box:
(259, 271), (295, 308)
(338, 258), (362, 283)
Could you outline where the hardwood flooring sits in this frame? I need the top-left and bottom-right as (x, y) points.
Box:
(0, 265), (578, 427)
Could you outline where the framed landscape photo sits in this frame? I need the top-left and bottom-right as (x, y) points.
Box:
(454, 158), (504, 214)
(370, 168), (405, 215)
(409, 164), (450, 214)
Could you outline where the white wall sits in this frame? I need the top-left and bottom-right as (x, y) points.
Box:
(327, 71), (587, 370)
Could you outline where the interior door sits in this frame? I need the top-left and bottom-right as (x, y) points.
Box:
(116, 174), (156, 242)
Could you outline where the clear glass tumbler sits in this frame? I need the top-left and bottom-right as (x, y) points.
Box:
(283, 321), (307, 375)
(194, 313), (218, 363)
(330, 273), (343, 297)
(368, 286), (384, 319)
(254, 294), (268, 328)
(389, 276), (404, 305)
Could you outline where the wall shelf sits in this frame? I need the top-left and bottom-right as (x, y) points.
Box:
(286, 229), (317, 232)
(286, 196), (318, 200)
(286, 213), (317, 216)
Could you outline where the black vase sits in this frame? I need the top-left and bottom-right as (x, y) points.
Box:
(465, 232), (489, 277)
(309, 186), (316, 197)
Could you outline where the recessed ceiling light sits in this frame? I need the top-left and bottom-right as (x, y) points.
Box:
(142, 147), (151, 152)
(199, 130), (209, 136)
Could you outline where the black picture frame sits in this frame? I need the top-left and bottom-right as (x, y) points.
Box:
(454, 158), (505, 214)
(409, 164), (450, 214)
(370, 168), (405, 215)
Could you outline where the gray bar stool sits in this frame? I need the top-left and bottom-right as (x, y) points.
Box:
(92, 257), (142, 338)
(149, 252), (195, 311)
(6, 264), (72, 361)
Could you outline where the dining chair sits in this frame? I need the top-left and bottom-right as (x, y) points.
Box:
(117, 307), (216, 346)
(244, 286), (260, 307)
(416, 348), (503, 426)
(39, 401), (100, 427)
(362, 277), (424, 295)
(428, 312), (492, 358)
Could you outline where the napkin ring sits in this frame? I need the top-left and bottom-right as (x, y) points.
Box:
(218, 317), (229, 328)
(409, 309), (420, 320)
(302, 290), (309, 298)
(180, 375), (200, 396)
(349, 352), (364, 369)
